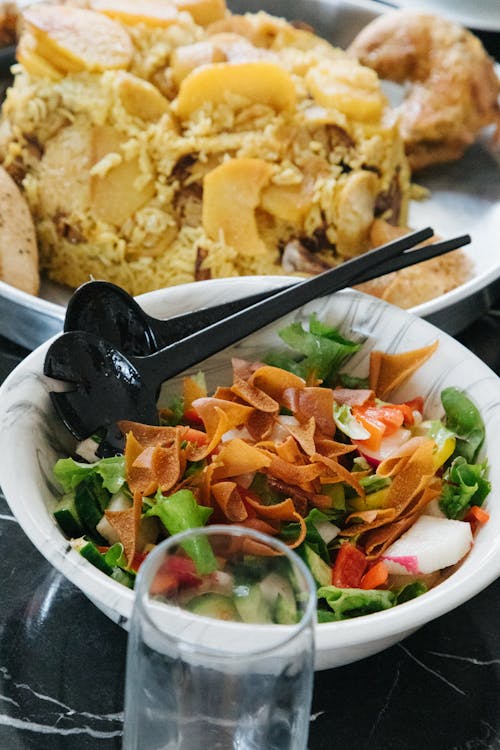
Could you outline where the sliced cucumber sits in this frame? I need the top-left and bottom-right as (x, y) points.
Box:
(233, 583), (273, 624)
(187, 593), (241, 621)
(53, 492), (83, 538)
(111, 567), (136, 589)
(260, 572), (298, 624)
(74, 474), (109, 542)
(300, 544), (332, 588)
(75, 539), (113, 576)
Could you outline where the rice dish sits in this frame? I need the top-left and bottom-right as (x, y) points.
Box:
(0, 0), (413, 295)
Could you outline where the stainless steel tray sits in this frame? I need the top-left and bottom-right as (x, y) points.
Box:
(0, 0), (499, 350)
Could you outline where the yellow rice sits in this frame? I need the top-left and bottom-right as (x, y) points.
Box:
(0, 1), (412, 296)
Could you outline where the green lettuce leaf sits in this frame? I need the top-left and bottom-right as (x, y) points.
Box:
(53, 456), (126, 494)
(264, 313), (361, 383)
(439, 457), (491, 519)
(394, 580), (428, 604)
(317, 585), (395, 621)
(145, 489), (216, 574)
(281, 508), (333, 563)
(441, 387), (485, 463)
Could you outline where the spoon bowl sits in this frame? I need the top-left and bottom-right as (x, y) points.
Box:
(45, 332), (160, 443)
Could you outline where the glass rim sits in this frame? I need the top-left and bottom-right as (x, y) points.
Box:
(133, 524), (317, 660)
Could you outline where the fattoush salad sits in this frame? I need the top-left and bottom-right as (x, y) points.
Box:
(52, 315), (491, 622)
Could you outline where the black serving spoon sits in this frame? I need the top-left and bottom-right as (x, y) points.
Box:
(44, 230), (470, 448)
(63, 226), (439, 355)
(64, 280), (285, 356)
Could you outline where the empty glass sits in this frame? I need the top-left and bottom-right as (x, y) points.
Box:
(122, 525), (316, 750)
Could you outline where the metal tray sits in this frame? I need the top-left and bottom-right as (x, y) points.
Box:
(0, 0), (499, 350)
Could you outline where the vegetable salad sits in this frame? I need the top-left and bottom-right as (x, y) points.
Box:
(52, 315), (490, 622)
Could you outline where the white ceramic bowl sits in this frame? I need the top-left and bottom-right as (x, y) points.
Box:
(1, 276), (499, 670)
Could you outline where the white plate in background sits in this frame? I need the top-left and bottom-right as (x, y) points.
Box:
(386, 0), (500, 31)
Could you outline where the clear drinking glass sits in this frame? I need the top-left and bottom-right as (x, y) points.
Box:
(122, 525), (316, 750)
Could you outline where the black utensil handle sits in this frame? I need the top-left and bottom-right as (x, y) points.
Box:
(150, 231), (467, 347)
(139, 228), (466, 385)
(145, 226), (432, 347)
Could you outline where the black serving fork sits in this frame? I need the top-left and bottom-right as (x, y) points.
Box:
(63, 227), (457, 355)
(44, 229), (470, 447)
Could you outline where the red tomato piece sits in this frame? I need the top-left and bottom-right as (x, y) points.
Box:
(150, 555), (201, 596)
(130, 551), (147, 572)
(368, 405), (404, 434)
(183, 427), (209, 446)
(352, 408), (385, 451)
(332, 543), (367, 588)
(403, 397), (424, 416)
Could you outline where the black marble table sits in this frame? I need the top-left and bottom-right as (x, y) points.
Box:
(0, 294), (499, 750)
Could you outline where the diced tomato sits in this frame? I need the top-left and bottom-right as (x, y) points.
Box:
(130, 551), (147, 572)
(353, 403), (411, 449)
(150, 555), (202, 596)
(403, 397), (424, 416)
(352, 408), (385, 451)
(183, 408), (205, 427)
(332, 543), (367, 588)
(464, 505), (490, 534)
(368, 405), (405, 434)
(360, 560), (389, 590)
(183, 427), (209, 446)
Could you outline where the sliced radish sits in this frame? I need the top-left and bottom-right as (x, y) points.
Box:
(381, 515), (473, 575)
(75, 436), (100, 463)
(313, 519), (340, 545)
(355, 427), (412, 466)
(423, 498), (447, 518)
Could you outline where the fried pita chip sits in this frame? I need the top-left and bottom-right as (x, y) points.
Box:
(211, 481), (248, 522)
(333, 388), (374, 406)
(280, 416), (317, 456)
(376, 436), (429, 477)
(231, 375), (279, 413)
(383, 439), (435, 512)
(312, 452), (365, 497)
(369, 341), (438, 400)
(127, 445), (158, 497)
(118, 420), (182, 447)
(249, 365), (305, 403)
(246, 410), (275, 441)
(283, 386), (335, 436)
(104, 492), (142, 564)
(244, 494), (297, 521)
(286, 511), (307, 549)
(212, 438), (271, 480)
(266, 453), (324, 489)
(183, 374), (207, 409)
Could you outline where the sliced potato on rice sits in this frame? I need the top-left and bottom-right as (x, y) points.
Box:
(174, 0), (227, 26)
(175, 60), (296, 119)
(89, 0), (181, 28)
(23, 4), (134, 73)
(202, 158), (273, 257)
(90, 126), (156, 226)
